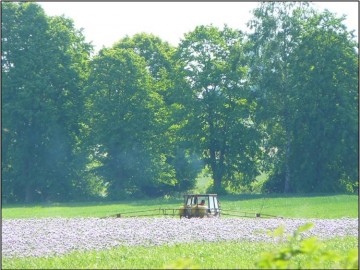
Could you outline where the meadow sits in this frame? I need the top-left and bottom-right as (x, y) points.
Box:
(2, 194), (358, 269)
(2, 193), (358, 219)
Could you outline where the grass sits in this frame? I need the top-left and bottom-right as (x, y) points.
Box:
(2, 237), (357, 269)
(221, 193), (359, 218)
(2, 194), (358, 219)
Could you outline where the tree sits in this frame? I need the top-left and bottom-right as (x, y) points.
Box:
(85, 46), (177, 198)
(175, 25), (261, 193)
(248, 2), (312, 193)
(114, 33), (202, 193)
(248, 2), (358, 193)
(2, 2), (92, 202)
(288, 11), (358, 192)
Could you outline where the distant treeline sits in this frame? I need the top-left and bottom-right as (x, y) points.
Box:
(2, 2), (358, 203)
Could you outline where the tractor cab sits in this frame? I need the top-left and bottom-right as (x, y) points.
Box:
(179, 194), (221, 218)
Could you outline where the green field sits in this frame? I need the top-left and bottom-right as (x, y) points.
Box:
(2, 194), (358, 219)
(2, 194), (358, 269)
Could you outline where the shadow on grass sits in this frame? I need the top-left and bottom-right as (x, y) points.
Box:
(3, 193), (357, 209)
(2, 198), (184, 209)
(221, 193), (358, 201)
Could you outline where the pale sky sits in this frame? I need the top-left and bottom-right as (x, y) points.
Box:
(38, 2), (359, 53)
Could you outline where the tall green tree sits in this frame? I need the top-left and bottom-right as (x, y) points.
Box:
(114, 33), (202, 192)
(2, 2), (92, 202)
(248, 2), (358, 193)
(175, 25), (261, 193)
(85, 47), (177, 198)
(247, 2), (312, 193)
(288, 11), (358, 192)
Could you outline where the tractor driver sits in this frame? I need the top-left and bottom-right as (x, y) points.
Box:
(199, 200), (205, 206)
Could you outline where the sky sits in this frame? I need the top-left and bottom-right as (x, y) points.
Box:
(38, 2), (359, 53)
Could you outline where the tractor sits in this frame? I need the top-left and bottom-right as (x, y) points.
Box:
(179, 194), (221, 218)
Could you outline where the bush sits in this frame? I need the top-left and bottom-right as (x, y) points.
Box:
(256, 223), (358, 269)
(261, 170), (286, 193)
(205, 181), (228, 195)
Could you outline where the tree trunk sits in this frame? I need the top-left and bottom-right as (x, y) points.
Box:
(209, 146), (225, 193)
(25, 182), (33, 203)
(24, 157), (33, 203)
(213, 172), (222, 193)
(284, 131), (291, 193)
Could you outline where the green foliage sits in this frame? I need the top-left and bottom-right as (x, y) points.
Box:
(205, 179), (228, 195)
(256, 223), (358, 269)
(2, 2), (92, 203)
(2, 2), (358, 203)
(248, 2), (315, 194)
(288, 11), (358, 193)
(248, 2), (358, 193)
(175, 25), (261, 193)
(85, 46), (172, 198)
(262, 170), (286, 193)
(84, 34), (201, 198)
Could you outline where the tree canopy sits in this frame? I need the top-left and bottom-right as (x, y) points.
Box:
(2, 2), (358, 203)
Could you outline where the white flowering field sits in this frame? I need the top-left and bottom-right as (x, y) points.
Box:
(2, 217), (358, 258)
